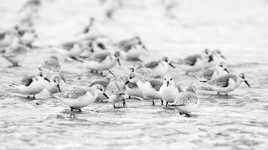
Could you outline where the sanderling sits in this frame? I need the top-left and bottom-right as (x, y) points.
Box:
(9, 73), (48, 99)
(45, 75), (64, 97)
(159, 75), (182, 107)
(106, 92), (128, 108)
(56, 85), (109, 112)
(57, 43), (86, 62)
(171, 85), (199, 117)
(199, 73), (250, 95)
(117, 36), (147, 52)
(124, 73), (143, 100)
(141, 57), (175, 78)
(84, 51), (121, 75)
(197, 62), (230, 82)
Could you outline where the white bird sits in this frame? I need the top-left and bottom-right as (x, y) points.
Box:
(84, 51), (120, 74)
(106, 92), (128, 108)
(197, 62), (230, 82)
(56, 85), (109, 112)
(199, 73), (250, 95)
(124, 73), (143, 100)
(141, 57), (175, 78)
(44, 75), (64, 97)
(171, 85), (199, 117)
(9, 74), (48, 99)
(159, 75), (182, 107)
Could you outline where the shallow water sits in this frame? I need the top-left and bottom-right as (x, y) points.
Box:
(1, 0), (268, 149)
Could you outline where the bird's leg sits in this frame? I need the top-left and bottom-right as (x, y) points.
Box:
(77, 108), (82, 112)
(70, 107), (74, 112)
(32, 95), (36, 100)
(113, 103), (116, 109)
(161, 100), (164, 105)
(152, 100), (155, 106)
(122, 99), (126, 108)
(165, 101), (168, 107)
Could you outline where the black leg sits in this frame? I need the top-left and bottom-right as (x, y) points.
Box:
(113, 104), (116, 109)
(161, 100), (164, 105)
(152, 100), (155, 106)
(165, 101), (168, 107)
(78, 108), (82, 112)
(123, 99), (126, 108)
(32, 95), (36, 100)
(70, 107), (74, 112)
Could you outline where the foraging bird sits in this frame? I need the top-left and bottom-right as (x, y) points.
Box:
(56, 85), (109, 112)
(141, 57), (175, 78)
(171, 85), (199, 117)
(9, 74), (48, 99)
(84, 51), (121, 75)
(199, 73), (250, 95)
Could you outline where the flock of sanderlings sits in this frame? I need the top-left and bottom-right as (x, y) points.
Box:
(0, 0), (251, 117)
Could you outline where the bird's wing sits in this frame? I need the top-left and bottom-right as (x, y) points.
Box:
(144, 60), (160, 69)
(149, 79), (162, 91)
(184, 54), (201, 66)
(61, 87), (87, 99)
(207, 74), (237, 87)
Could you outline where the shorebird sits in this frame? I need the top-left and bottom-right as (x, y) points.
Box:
(56, 85), (109, 112)
(197, 62), (230, 82)
(117, 36), (148, 61)
(45, 75), (64, 97)
(84, 51), (121, 75)
(117, 36), (147, 52)
(159, 75), (182, 107)
(199, 73), (250, 95)
(171, 85), (199, 117)
(141, 57), (175, 78)
(176, 49), (211, 66)
(136, 79), (163, 105)
(56, 43), (86, 62)
(106, 92), (128, 108)
(124, 73), (143, 100)
(9, 73), (49, 99)
(127, 69), (164, 105)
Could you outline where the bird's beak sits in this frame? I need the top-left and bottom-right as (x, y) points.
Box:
(244, 80), (251, 87)
(167, 81), (170, 87)
(220, 54), (226, 59)
(125, 80), (130, 85)
(57, 84), (62, 92)
(168, 62), (175, 68)
(116, 58), (121, 66)
(224, 68), (229, 73)
(103, 92), (109, 99)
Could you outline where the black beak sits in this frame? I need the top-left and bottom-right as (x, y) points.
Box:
(224, 68), (229, 73)
(168, 62), (175, 68)
(125, 80), (130, 85)
(44, 77), (50, 82)
(116, 58), (121, 66)
(57, 84), (62, 92)
(167, 81), (170, 87)
(244, 80), (250, 87)
(220, 54), (226, 59)
(103, 92), (109, 99)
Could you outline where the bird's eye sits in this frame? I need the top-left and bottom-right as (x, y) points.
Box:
(170, 78), (173, 81)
